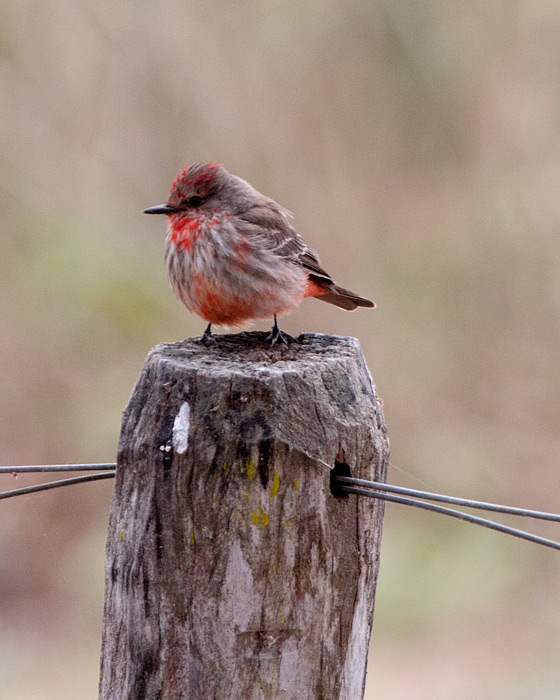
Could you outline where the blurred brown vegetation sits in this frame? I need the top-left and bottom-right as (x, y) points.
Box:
(1, 1), (560, 698)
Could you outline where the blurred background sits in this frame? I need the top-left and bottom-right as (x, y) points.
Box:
(1, 0), (560, 697)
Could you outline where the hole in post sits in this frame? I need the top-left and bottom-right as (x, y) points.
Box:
(330, 460), (352, 499)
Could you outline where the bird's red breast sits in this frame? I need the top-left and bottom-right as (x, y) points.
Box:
(168, 217), (202, 251)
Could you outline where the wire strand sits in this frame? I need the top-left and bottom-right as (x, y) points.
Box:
(341, 486), (560, 551)
(0, 472), (116, 500)
(2, 463), (560, 551)
(0, 464), (116, 473)
(332, 475), (560, 522)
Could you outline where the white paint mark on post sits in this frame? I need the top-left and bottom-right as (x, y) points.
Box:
(172, 402), (190, 454)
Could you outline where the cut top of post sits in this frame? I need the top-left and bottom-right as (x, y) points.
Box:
(126, 331), (386, 470)
(153, 331), (364, 371)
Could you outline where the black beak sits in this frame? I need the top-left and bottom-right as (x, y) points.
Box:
(143, 204), (178, 215)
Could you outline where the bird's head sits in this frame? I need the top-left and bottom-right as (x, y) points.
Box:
(144, 162), (261, 218)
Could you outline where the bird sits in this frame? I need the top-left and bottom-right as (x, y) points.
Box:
(144, 162), (374, 344)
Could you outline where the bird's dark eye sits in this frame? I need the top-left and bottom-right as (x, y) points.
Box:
(188, 196), (204, 207)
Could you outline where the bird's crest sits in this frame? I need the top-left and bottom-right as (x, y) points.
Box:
(170, 162), (222, 198)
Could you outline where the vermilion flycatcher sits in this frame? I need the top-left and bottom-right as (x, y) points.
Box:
(144, 162), (374, 344)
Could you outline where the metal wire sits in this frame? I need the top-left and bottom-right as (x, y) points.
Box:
(0, 472), (116, 500)
(332, 475), (560, 522)
(0, 464), (117, 473)
(340, 485), (560, 551)
(0, 464), (117, 500)
(2, 463), (560, 551)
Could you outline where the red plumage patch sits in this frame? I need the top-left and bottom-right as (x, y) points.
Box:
(169, 217), (202, 250)
(303, 279), (329, 298)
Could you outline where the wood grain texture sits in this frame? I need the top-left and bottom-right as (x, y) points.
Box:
(99, 332), (389, 700)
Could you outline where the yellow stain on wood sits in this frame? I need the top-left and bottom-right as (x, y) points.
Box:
(270, 472), (280, 497)
(245, 457), (255, 482)
(294, 478), (299, 491)
(118, 522), (126, 542)
(251, 508), (269, 527)
(190, 531), (195, 545)
(272, 561), (278, 572)
(223, 461), (228, 470)
(245, 489), (250, 501)
(280, 617), (285, 625)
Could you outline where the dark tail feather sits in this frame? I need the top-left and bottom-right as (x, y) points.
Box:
(315, 284), (375, 311)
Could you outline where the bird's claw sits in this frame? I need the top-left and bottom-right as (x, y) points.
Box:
(200, 324), (217, 346)
(266, 316), (293, 347)
(267, 329), (292, 347)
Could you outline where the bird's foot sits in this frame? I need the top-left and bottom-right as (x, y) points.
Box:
(200, 323), (217, 346)
(266, 316), (293, 348)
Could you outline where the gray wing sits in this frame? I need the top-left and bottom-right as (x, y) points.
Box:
(237, 203), (375, 310)
(238, 202), (334, 283)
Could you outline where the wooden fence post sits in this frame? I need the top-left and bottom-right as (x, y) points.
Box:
(99, 332), (389, 700)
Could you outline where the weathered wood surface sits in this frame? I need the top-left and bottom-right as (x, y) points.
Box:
(99, 331), (389, 700)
